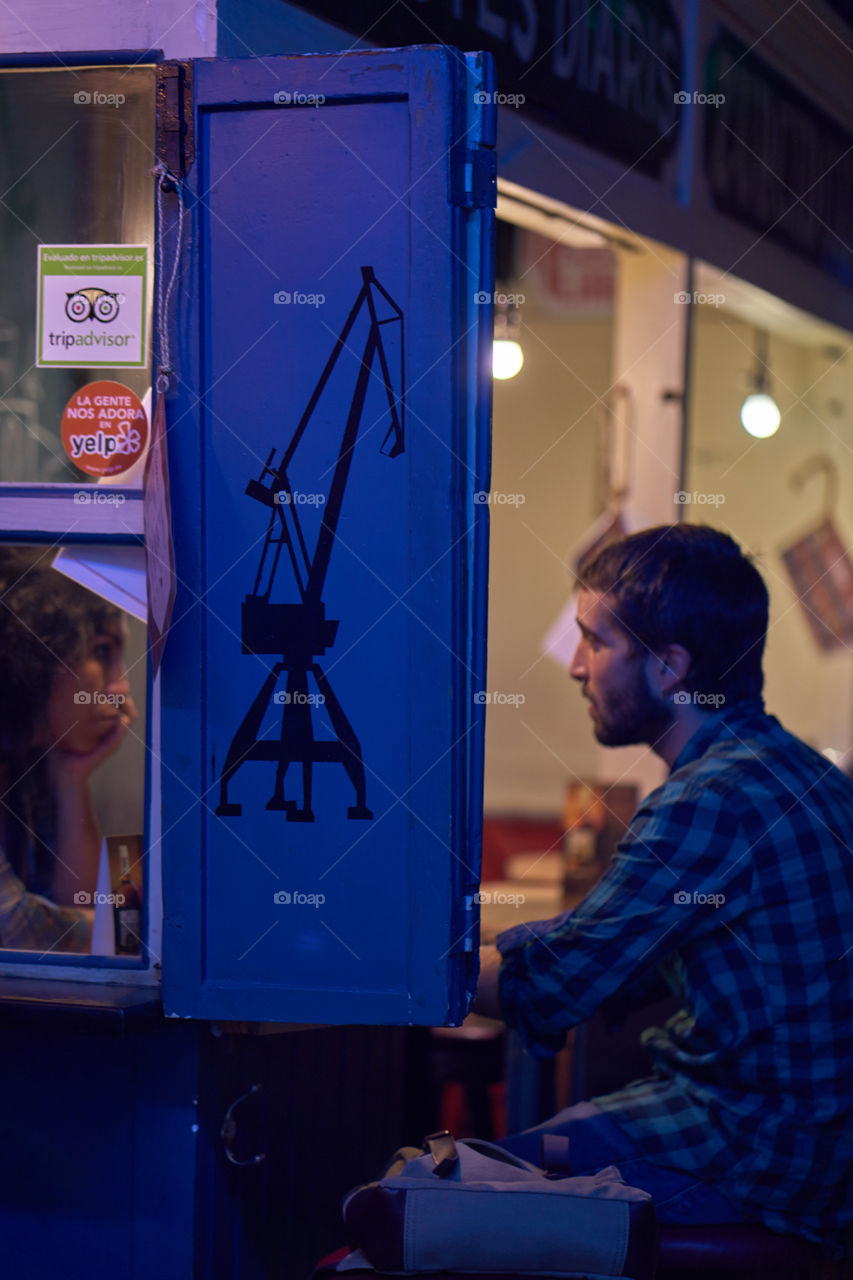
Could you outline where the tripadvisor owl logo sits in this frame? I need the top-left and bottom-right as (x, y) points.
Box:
(65, 286), (122, 324)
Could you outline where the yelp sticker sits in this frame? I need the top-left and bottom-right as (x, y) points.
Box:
(61, 380), (148, 477)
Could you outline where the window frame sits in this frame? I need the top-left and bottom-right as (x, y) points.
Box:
(0, 48), (162, 983)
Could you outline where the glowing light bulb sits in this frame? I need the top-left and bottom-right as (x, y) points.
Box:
(740, 392), (781, 438)
(492, 339), (523, 380)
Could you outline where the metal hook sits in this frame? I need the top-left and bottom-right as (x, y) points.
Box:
(789, 454), (839, 521)
(150, 160), (180, 195)
(221, 1082), (266, 1167)
(604, 384), (635, 505)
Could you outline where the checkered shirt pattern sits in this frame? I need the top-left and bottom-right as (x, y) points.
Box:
(497, 700), (853, 1257)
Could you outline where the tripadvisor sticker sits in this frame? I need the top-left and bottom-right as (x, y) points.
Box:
(37, 245), (148, 368)
(61, 381), (148, 477)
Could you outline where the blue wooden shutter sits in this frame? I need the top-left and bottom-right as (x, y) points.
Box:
(162, 47), (494, 1022)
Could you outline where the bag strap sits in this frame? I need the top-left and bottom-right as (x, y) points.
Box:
(456, 1137), (541, 1171)
(424, 1129), (459, 1178)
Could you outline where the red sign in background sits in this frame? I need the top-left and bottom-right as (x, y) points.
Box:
(61, 380), (148, 477)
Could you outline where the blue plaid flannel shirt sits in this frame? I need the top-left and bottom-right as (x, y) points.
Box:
(497, 699), (853, 1257)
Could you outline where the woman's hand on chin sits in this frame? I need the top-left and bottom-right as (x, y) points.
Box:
(47, 698), (137, 785)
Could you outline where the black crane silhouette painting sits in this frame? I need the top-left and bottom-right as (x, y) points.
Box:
(215, 267), (405, 822)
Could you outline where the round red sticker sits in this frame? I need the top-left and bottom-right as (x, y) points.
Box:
(61, 380), (148, 478)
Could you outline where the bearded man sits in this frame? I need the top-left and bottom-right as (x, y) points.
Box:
(476, 524), (853, 1261)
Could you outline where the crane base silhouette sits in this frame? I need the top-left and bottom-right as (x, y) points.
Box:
(215, 653), (373, 822)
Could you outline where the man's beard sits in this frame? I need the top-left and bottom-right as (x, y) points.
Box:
(586, 664), (674, 749)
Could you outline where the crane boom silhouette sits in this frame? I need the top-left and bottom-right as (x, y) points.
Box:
(215, 266), (404, 821)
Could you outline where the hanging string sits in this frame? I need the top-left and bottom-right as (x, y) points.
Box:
(151, 160), (185, 396)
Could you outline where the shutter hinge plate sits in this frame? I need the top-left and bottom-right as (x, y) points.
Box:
(157, 62), (195, 179)
(451, 148), (497, 209)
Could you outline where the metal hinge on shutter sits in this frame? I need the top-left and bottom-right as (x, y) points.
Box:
(447, 893), (478, 954)
(451, 147), (497, 209)
(156, 62), (195, 179)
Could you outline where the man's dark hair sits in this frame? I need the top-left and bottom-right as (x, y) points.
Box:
(576, 524), (769, 704)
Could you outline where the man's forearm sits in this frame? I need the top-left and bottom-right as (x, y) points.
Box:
(472, 944), (503, 1020)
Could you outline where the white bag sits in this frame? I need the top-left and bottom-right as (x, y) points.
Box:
(342, 1130), (658, 1278)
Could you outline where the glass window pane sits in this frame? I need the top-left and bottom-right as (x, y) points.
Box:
(485, 221), (617, 811)
(0, 65), (155, 483)
(685, 269), (853, 758)
(0, 544), (146, 956)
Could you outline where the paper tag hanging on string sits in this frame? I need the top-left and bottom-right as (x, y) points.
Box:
(143, 390), (176, 674)
(542, 505), (649, 669)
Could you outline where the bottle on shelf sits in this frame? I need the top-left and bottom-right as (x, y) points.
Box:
(114, 842), (142, 955)
(562, 780), (606, 903)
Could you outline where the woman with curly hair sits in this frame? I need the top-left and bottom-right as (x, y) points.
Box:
(0, 546), (137, 952)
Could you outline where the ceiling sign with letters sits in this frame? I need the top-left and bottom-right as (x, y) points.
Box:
(703, 34), (853, 285)
(288, 0), (683, 178)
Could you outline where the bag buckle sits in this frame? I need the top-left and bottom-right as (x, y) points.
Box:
(424, 1129), (459, 1177)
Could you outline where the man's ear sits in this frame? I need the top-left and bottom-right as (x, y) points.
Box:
(648, 643), (693, 697)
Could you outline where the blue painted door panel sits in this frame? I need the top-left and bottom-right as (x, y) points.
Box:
(162, 48), (494, 1022)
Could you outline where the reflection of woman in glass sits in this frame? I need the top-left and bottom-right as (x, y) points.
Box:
(0, 548), (137, 951)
